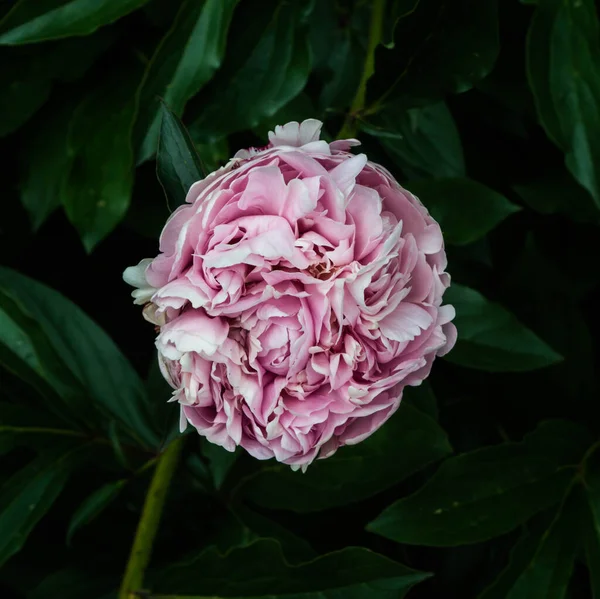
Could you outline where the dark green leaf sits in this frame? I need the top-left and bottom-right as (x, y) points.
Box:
(0, 0), (151, 45)
(526, 0), (600, 209)
(0, 56), (50, 136)
(240, 401), (451, 512)
(506, 490), (581, 598)
(408, 178), (520, 245)
(514, 169), (599, 224)
(135, 0), (239, 162)
(66, 480), (125, 545)
(0, 289), (96, 430)
(367, 420), (589, 546)
(19, 98), (76, 230)
(361, 103), (465, 179)
(156, 102), (204, 210)
(62, 63), (141, 251)
(368, 0), (499, 109)
(0, 402), (85, 454)
(201, 439), (239, 490)
(0, 267), (158, 449)
(154, 539), (430, 598)
(479, 489), (582, 599)
(444, 283), (563, 372)
(189, 0), (312, 141)
(402, 381), (438, 420)
(0, 442), (89, 566)
(233, 504), (317, 564)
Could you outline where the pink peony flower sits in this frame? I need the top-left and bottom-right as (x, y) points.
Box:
(124, 119), (456, 469)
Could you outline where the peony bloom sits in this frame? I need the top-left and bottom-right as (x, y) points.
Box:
(124, 119), (456, 469)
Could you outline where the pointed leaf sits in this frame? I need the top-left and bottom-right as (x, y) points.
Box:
(156, 103), (204, 210)
(0, 267), (158, 448)
(135, 0), (239, 162)
(200, 439), (239, 490)
(66, 480), (125, 545)
(154, 539), (430, 598)
(0, 0), (151, 45)
(368, 0), (499, 108)
(240, 401), (451, 512)
(189, 0), (312, 141)
(0, 442), (90, 566)
(361, 103), (465, 180)
(526, 0), (600, 209)
(367, 421), (589, 546)
(444, 283), (563, 372)
(61, 62), (141, 251)
(409, 178), (520, 245)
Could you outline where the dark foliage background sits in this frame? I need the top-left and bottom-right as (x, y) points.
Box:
(0, 0), (599, 597)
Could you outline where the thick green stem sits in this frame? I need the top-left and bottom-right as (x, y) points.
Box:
(337, 0), (386, 139)
(119, 436), (184, 599)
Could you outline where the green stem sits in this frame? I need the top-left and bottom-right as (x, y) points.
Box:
(119, 436), (184, 599)
(337, 0), (386, 139)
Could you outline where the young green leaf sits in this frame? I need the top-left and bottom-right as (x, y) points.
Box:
(367, 420), (588, 546)
(66, 479), (125, 545)
(0, 0), (151, 45)
(156, 102), (204, 210)
(408, 178), (520, 245)
(240, 402), (451, 512)
(135, 0), (239, 163)
(361, 103), (465, 180)
(444, 283), (563, 372)
(189, 0), (312, 141)
(0, 267), (158, 449)
(154, 539), (430, 598)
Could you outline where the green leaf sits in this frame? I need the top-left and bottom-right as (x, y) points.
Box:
(479, 489), (582, 599)
(154, 539), (430, 598)
(0, 31), (113, 138)
(367, 420), (589, 546)
(156, 102), (204, 210)
(0, 55), (51, 137)
(200, 439), (239, 490)
(514, 169), (599, 224)
(408, 178), (520, 245)
(135, 0), (239, 162)
(0, 289), (96, 430)
(0, 267), (158, 449)
(233, 504), (317, 564)
(402, 381), (438, 421)
(61, 63), (141, 251)
(19, 97), (76, 230)
(0, 442), (89, 566)
(368, 0), (499, 109)
(444, 283), (563, 372)
(240, 401), (451, 512)
(189, 0), (312, 141)
(0, 0), (151, 45)
(361, 102), (465, 179)
(526, 0), (600, 209)
(66, 480), (125, 545)
(0, 402), (85, 454)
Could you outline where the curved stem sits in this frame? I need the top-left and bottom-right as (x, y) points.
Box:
(119, 435), (184, 599)
(337, 0), (386, 139)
